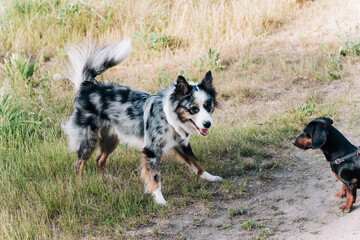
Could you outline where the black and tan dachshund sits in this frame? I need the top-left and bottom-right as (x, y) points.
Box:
(294, 117), (360, 212)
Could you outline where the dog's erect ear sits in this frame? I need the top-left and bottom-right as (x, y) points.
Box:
(175, 76), (190, 96)
(311, 122), (329, 149)
(199, 71), (213, 90)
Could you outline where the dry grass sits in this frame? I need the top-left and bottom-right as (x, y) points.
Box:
(0, 0), (300, 84)
(0, 0), (298, 53)
(1, 0), (360, 238)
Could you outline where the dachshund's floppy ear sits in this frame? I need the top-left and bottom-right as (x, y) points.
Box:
(316, 117), (333, 125)
(311, 122), (329, 149)
(324, 117), (333, 125)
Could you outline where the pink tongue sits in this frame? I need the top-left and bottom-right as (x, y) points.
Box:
(200, 128), (209, 136)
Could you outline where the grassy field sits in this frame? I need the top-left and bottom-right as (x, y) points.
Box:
(1, 0), (360, 239)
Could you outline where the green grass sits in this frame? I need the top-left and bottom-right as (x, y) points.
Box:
(339, 25), (360, 56)
(241, 220), (263, 230)
(193, 48), (226, 72)
(227, 206), (245, 217)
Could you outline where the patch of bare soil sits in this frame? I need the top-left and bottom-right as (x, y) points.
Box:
(131, 137), (360, 240)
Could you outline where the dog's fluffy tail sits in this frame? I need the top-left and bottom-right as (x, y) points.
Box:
(66, 39), (132, 91)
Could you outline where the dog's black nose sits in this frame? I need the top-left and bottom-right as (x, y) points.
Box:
(203, 121), (212, 128)
(292, 141), (296, 146)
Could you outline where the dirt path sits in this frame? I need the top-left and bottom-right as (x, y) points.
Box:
(131, 137), (360, 239)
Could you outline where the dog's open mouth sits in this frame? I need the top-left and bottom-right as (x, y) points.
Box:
(189, 119), (209, 136)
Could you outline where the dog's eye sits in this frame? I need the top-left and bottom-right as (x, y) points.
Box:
(189, 106), (199, 114)
(204, 104), (212, 112)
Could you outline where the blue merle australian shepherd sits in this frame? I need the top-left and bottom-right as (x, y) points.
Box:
(63, 39), (222, 205)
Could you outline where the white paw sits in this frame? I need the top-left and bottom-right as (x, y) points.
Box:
(200, 171), (223, 182)
(154, 195), (167, 206)
(153, 185), (167, 206)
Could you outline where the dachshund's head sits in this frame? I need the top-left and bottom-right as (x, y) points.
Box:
(293, 117), (333, 150)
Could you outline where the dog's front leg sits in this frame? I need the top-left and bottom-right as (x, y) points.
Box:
(174, 144), (222, 182)
(141, 148), (167, 205)
(333, 172), (346, 198)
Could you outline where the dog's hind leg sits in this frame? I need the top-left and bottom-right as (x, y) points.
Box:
(173, 144), (222, 182)
(96, 134), (119, 174)
(95, 150), (115, 181)
(141, 148), (166, 205)
(340, 180), (358, 212)
(95, 150), (105, 172)
(353, 186), (357, 203)
(76, 130), (98, 180)
(336, 183), (346, 198)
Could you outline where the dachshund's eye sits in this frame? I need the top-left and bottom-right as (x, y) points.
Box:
(190, 106), (199, 114)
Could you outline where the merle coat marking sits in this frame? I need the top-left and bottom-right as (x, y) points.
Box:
(63, 40), (222, 205)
